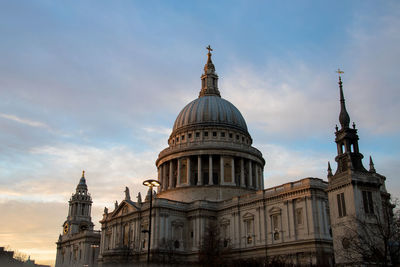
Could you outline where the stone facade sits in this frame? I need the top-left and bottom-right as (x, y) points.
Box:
(55, 172), (100, 267)
(55, 50), (391, 266)
(326, 76), (391, 265)
(98, 178), (332, 266)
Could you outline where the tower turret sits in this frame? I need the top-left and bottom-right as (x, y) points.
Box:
(199, 45), (220, 97)
(333, 72), (366, 175)
(327, 70), (390, 265)
(56, 171), (100, 267)
(63, 171), (94, 235)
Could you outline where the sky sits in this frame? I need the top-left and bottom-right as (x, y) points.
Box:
(0, 1), (399, 266)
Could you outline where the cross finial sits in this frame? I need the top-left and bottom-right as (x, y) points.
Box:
(336, 68), (344, 79)
(206, 45), (213, 53)
(82, 170), (85, 177)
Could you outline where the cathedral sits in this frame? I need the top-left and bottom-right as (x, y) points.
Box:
(55, 49), (392, 266)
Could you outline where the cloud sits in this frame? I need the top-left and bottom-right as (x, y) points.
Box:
(259, 143), (332, 188)
(0, 143), (160, 206)
(0, 200), (103, 267)
(0, 113), (49, 128)
(221, 61), (337, 139)
(343, 9), (400, 134)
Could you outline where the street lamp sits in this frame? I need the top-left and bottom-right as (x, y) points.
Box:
(142, 179), (161, 264)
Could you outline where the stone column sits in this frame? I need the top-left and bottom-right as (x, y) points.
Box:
(261, 168), (264, 189)
(197, 155), (202, 185)
(240, 158), (245, 187)
(288, 200), (295, 240)
(232, 213), (237, 246)
(220, 156), (224, 185)
(231, 158), (235, 185)
(163, 164), (167, 190)
(248, 160), (253, 188)
(177, 158), (181, 187)
(208, 155), (213, 185)
(169, 161), (173, 189)
(157, 166), (161, 192)
(192, 219), (196, 249)
(187, 157), (191, 185)
(159, 214), (164, 243)
(255, 164), (259, 190)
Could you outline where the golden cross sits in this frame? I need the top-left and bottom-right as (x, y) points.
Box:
(336, 68), (344, 78)
(82, 170), (85, 177)
(206, 45), (213, 53)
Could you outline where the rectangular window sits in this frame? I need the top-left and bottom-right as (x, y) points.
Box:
(181, 135), (185, 140)
(213, 131), (217, 137)
(272, 215), (279, 229)
(229, 133), (233, 138)
(188, 133), (192, 139)
(362, 191), (374, 214)
(204, 132), (208, 137)
(196, 132), (200, 138)
(221, 132), (225, 137)
(296, 208), (303, 225)
(337, 192), (347, 217)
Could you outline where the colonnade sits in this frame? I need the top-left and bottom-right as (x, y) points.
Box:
(157, 155), (264, 191)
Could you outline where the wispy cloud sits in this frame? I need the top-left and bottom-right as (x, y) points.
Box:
(0, 113), (49, 128)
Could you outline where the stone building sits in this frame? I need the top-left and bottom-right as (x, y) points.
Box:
(326, 76), (391, 265)
(55, 49), (391, 266)
(55, 172), (100, 267)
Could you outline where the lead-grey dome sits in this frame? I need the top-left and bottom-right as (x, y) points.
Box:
(172, 95), (248, 134)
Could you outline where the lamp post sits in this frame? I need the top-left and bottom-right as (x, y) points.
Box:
(143, 179), (161, 264)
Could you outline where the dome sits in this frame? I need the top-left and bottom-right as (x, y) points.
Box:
(172, 95), (248, 134)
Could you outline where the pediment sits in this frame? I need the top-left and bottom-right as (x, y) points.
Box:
(220, 218), (230, 225)
(269, 206), (282, 214)
(242, 212), (254, 220)
(111, 200), (140, 218)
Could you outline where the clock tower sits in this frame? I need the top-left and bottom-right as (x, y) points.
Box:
(56, 171), (100, 267)
(62, 171), (94, 235)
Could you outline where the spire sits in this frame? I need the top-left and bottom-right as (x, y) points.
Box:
(369, 156), (376, 173)
(336, 69), (350, 129)
(76, 170), (88, 194)
(79, 170), (86, 185)
(199, 45), (221, 97)
(327, 161), (333, 177)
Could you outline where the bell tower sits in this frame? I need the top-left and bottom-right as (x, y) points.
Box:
(333, 74), (366, 175)
(62, 171), (94, 236)
(56, 171), (100, 267)
(327, 71), (390, 265)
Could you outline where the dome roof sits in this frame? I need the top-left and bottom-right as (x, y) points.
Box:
(172, 95), (248, 134)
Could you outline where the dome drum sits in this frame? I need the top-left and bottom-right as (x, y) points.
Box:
(155, 49), (266, 202)
(168, 126), (252, 147)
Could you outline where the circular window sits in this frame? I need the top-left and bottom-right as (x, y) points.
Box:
(342, 237), (350, 249)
